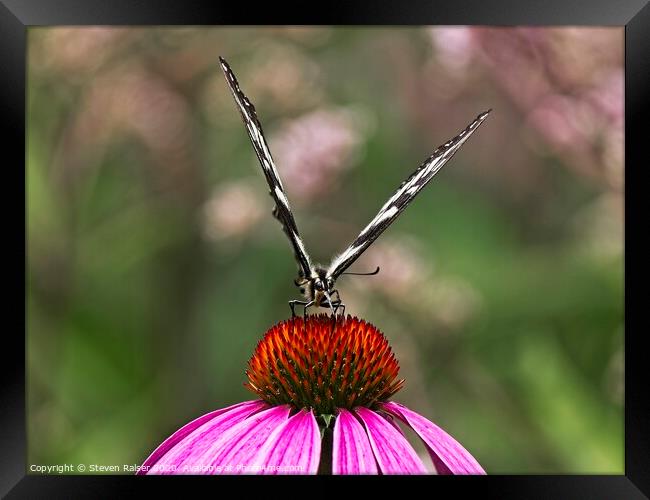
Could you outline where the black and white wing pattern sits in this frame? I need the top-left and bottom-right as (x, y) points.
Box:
(327, 110), (491, 280)
(219, 57), (313, 278)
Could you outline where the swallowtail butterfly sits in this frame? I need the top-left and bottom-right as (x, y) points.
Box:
(219, 57), (490, 316)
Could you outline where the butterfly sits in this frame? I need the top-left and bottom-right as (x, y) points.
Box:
(219, 56), (490, 317)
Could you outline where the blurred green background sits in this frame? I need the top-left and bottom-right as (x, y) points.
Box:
(27, 27), (623, 473)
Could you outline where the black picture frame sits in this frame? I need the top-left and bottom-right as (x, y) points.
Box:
(3, 0), (648, 497)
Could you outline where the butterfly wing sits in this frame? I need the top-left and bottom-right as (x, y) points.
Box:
(327, 110), (491, 280)
(220, 57), (313, 278)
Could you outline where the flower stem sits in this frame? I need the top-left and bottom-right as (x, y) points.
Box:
(317, 426), (333, 475)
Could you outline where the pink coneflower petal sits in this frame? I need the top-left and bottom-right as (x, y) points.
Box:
(381, 411), (407, 435)
(208, 405), (292, 473)
(355, 407), (427, 474)
(139, 399), (267, 474)
(381, 401), (486, 475)
(333, 408), (378, 474)
(248, 408), (321, 474)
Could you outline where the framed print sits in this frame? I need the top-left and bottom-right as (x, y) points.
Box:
(3, 0), (649, 497)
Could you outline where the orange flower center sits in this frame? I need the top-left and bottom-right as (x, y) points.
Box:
(245, 315), (404, 415)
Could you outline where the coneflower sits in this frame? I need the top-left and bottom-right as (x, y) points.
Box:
(138, 315), (485, 475)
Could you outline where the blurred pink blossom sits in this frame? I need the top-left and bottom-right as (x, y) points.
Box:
(270, 107), (371, 201)
(35, 27), (128, 74)
(470, 27), (623, 188)
(61, 64), (195, 191)
(347, 238), (481, 328)
(202, 180), (265, 241)
(246, 44), (325, 111)
(429, 27), (475, 72)
(351, 238), (431, 299)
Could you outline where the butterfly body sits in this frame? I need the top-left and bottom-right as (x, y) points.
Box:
(219, 56), (490, 317)
(293, 267), (340, 315)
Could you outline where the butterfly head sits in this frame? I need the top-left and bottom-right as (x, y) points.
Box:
(295, 267), (335, 305)
(313, 273), (336, 308)
(313, 267), (335, 292)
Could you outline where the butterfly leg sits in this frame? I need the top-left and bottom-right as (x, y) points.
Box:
(330, 290), (345, 317)
(290, 299), (312, 318)
(322, 299), (345, 317)
(327, 299), (345, 317)
(289, 299), (316, 319)
(303, 300), (316, 319)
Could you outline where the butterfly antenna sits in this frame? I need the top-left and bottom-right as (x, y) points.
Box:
(341, 266), (380, 276)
